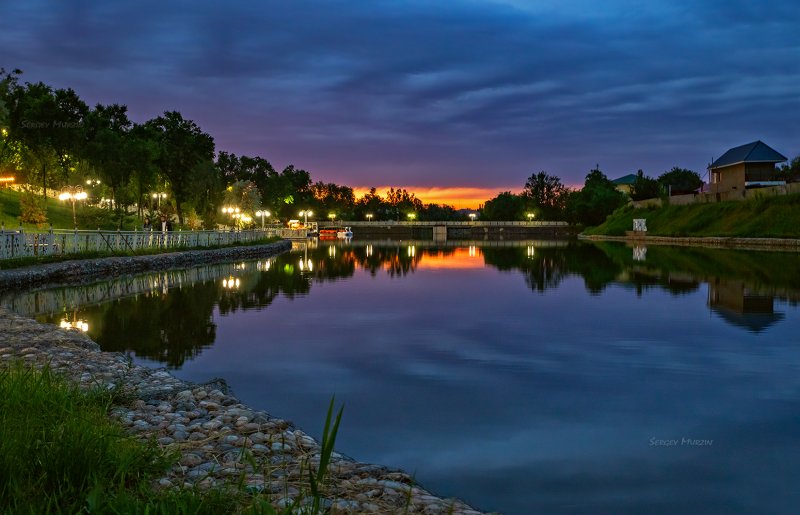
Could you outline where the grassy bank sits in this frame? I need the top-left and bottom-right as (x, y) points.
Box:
(0, 364), (242, 513)
(584, 192), (800, 238)
(0, 188), (140, 231)
(0, 363), (343, 514)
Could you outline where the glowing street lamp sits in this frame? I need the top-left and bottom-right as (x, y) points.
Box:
(222, 206), (241, 229)
(407, 213), (416, 222)
(58, 187), (88, 228)
(526, 212), (535, 222)
(469, 213), (477, 222)
(255, 210), (271, 229)
(328, 212), (336, 222)
(298, 210), (313, 226)
(152, 192), (167, 209)
(366, 213), (373, 222)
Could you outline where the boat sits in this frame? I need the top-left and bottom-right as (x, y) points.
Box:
(337, 227), (353, 238)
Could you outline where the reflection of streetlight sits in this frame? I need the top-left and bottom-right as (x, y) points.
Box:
(526, 213), (535, 222)
(366, 213), (373, 222)
(298, 210), (313, 226)
(222, 276), (240, 289)
(60, 312), (89, 332)
(527, 245), (535, 258)
(255, 210), (271, 229)
(58, 187), (88, 228)
(152, 192), (167, 209)
(469, 213), (477, 222)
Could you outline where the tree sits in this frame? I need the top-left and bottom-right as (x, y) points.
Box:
(7, 82), (88, 198)
(83, 104), (134, 217)
(480, 191), (526, 221)
(523, 171), (569, 219)
(630, 169), (661, 201)
(567, 167), (626, 226)
(146, 111), (215, 224)
(658, 167), (703, 195)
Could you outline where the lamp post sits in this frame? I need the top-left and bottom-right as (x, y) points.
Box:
(469, 213), (477, 222)
(526, 213), (535, 222)
(299, 210), (313, 227)
(407, 213), (416, 222)
(328, 212), (336, 223)
(152, 192), (167, 210)
(222, 206), (241, 229)
(255, 210), (271, 230)
(58, 187), (88, 229)
(366, 213), (373, 222)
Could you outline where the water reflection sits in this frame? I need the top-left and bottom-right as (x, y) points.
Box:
(2, 240), (800, 513)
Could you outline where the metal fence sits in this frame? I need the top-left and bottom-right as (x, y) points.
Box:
(0, 227), (276, 260)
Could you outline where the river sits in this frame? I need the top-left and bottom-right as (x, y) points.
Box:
(4, 239), (799, 514)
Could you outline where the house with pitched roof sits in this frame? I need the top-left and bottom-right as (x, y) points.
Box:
(611, 173), (637, 195)
(708, 140), (787, 195)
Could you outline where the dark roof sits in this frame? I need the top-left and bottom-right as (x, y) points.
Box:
(710, 140), (788, 169)
(611, 173), (638, 185)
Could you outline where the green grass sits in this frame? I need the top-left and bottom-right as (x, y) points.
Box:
(585, 192), (800, 238)
(0, 363), (347, 514)
(0, 363), (238, 513)
(0, 188), (140, 231)
(0, 236), (281, 270)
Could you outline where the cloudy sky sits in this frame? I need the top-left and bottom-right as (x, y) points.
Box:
(2, 0), (798, 206)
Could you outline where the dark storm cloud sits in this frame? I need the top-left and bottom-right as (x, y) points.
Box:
(2, 0), (798, 188)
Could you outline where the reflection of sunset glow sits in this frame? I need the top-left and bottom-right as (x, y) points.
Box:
(352, 186), (517, 210)
(417, 248), (484, 270)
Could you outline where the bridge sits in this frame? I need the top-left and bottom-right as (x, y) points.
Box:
(317, 220), (570, 241)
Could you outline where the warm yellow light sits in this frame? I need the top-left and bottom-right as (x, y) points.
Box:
(0, 176), (15, 183)
(75, 192), (88, 200)
(328, 213), (336, 220)
(0, 128), (8, 137)
(58, 192), (71, 201)
(469, 213), (477, 221)
(366, 213), (373, 221)
(407, 213), (416, 220)
(526, 213), (535, 221)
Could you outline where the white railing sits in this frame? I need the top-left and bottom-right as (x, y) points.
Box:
(0, 227), (277, 260)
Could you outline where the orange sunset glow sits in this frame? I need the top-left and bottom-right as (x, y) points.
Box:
(415, 248), (484, 270)
(352, 186), (518, 210)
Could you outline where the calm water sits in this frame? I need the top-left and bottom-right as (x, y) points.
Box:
(5, 240), (800, 514)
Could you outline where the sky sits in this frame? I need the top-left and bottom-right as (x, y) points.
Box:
(2, 0), (798, 207)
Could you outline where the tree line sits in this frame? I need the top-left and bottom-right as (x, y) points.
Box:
(4, 67), (796, 229)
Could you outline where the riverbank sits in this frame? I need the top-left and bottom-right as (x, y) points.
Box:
(584, 192), (800, 239)
(579, 233), (800, 251)
(0, 243), (486, 514)
(0, 239), (291, 289)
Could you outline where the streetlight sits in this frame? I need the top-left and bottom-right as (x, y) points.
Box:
(407, 213), (416, 222)
(58, 187), (88, 228)
(152, 192), (167, 210)
(299, 210), (313, 226)
(328, 212), (336, 223)
(526, 213), (535, 222)
(222, 206), (241, 229)
(366, 213), (373, 222)
(255, 210), (271, 230)
(469, 213), (477, 222)
(85, 178), (101, 187)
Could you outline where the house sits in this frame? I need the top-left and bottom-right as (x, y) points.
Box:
(611, 173), (638, 194)
(708, 140), (787, 195)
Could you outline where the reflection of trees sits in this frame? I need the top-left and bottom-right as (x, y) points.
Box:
(482, 244), (621, 294)
(90, 284), (218, 368)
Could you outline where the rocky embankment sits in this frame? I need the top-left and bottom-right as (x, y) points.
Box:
(0, 243), (487, 514)
(0, 240), (293, 289)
